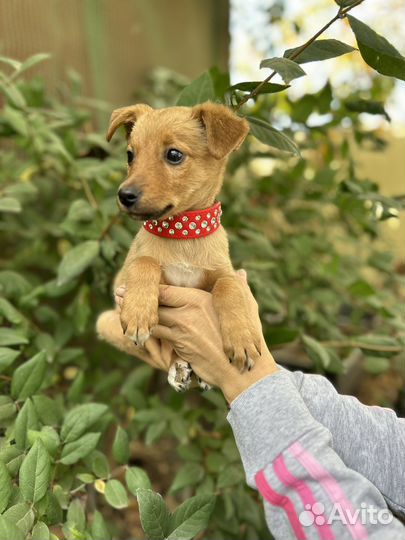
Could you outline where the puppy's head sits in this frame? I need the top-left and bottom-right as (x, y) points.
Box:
(107, 102), (249, 220)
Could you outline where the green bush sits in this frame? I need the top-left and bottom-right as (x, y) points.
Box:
(0, 4), (404, 539)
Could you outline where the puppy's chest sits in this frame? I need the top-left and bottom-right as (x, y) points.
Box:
(163, 263), (204, 288)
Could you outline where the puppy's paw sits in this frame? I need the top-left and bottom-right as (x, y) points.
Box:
(168, 360), (192, 392)
(120, 300), (158, 347)
(222, 325), (261, 373)
(196, 376), (212, 392)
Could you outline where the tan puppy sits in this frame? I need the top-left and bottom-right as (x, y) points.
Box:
(96, 102), (261, 391)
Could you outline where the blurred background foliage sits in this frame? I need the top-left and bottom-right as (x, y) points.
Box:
(0, 0), (404, 539)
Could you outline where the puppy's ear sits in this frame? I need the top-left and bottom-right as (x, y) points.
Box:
(192, 102), (249, 159)
(106, 104), (152, 142)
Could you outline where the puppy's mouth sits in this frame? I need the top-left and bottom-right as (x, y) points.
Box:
(127, 204), (174, 221)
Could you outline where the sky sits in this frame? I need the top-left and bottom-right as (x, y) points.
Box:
(229, 0), (405, 131)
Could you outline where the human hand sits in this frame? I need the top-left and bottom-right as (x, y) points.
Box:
(153, 271), (279, 402)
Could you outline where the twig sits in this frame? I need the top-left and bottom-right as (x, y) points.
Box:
(99, 212), (121, 241)
(80, 178), (99, 209)
(234, 0), (365, 111)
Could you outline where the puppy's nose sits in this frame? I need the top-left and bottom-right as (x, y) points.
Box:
(118, 187), (141, 208)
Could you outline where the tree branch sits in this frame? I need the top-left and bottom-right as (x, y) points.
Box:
(234, 0), (365, 111)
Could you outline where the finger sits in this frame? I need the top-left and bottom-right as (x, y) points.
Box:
(159, 284), (210, 308)
(158, 306), (179, 327)
(152, 324), (175, 341)
(114, 294), (123, 307)
(115, 286), (126, 297)
(236, 268), (247, 282)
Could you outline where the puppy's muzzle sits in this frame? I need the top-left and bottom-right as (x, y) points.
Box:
(118, 186), (142, 209)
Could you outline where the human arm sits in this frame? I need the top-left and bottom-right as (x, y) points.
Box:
(287, 369), (405, 517)
(154, 282), (405, 539)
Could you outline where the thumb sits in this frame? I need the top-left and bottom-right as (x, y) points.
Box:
(159, 284), (209, 307)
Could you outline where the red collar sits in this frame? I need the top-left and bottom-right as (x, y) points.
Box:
(143, 201), (222, 239)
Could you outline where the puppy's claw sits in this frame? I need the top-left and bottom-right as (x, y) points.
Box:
(196, 376), (212, 392)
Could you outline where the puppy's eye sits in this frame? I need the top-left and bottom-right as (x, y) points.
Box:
(127, 150), (134, 165)
(166, 148), (184, 165)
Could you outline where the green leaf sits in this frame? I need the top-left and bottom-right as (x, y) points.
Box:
(11, 350), (47, 400)
(0, 80), (26, 108)
(0, 347), (20, 373)
(284, 39), (355, 64)
(19, 439), (51, 502)
(0, 446), (24, 476)
(3, 503), (35, 536)
(176, 72), (216, 106)
(88, 450), (110, 478)
(348, 279), (376, 298)
(0, 298), (23, 324)
(0, 56), (22, 70)
(348, 15), (405, 81)
(56, 240), (100, 286)
(0, 396), (17, 422)
(104, 479), (128, 509)
(27, 427), (60, 457)
(18, 53), (51, 75)
(364, 356), (390, 375)
(91, 510), (111, 540)
(260, 57), (306, 83)
(0, 196), (22, 213)
(45, 492), (63, 525)
(61, 403), (108, 442)
(3, 106), (28, 136)
(0, 327), (29, 346)
(60, 432), (101, 465)
(170, 463), (204, 493)
(217, 464), (245, 489)
(14, 398), (38, 449)
(137, 489), (170, 540)
(145, 420), (166, 445)
(167, 494), (216, 540)
(0, 516), (25, 540)
(77, 473), (95, 484)
(32, 395), (62, 426)
(247, 116), (300, 155)
(265, 327), (299, 346)
(66, 199), (96, 223)
(345, 99), (390, 121)
(67, 499), (85, 531)
(229, 81), (289, 95)
(0, 461), (12, 513)
(302, 335), (331, 369)
(125, 466), (152, 495)
(357, 334), (400, 351)
(112, 426), (130, 465)
(32, 521), (50, 540)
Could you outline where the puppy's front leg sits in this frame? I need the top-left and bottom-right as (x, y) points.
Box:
(120, 256), (161, 346)
(212, 275), (261, 372)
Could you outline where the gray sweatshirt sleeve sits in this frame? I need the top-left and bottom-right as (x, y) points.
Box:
(288, 369), (405, 516)
(227, 371), (405, 540)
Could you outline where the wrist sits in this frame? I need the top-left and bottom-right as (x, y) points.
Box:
(220, 346), (278, 404)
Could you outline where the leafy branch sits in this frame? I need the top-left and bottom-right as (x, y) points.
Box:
(234, 0), (365, 111)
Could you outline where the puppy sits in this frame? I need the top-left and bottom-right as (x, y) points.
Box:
(97, 102), (261, 391)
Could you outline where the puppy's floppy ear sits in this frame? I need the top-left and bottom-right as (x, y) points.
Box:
(192, 102), (249, 159)
(106, 104), (152, 142)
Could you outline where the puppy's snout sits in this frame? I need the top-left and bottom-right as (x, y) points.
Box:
(118, 186), (141, 208)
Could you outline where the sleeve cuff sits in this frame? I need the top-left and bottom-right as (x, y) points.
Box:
(226, 371), (321, 485)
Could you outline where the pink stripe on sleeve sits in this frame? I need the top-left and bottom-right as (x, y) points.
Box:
(255, 469), (307, 540)
(288, 442), (368, 540)
(274, 454), (335, 540)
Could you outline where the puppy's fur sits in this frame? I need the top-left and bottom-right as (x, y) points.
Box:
(97, 102), (261, 389)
